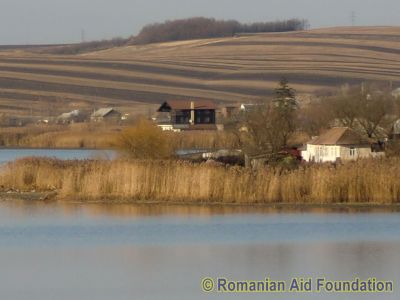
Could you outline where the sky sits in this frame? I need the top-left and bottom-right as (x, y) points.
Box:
(0, 0), (399, 45)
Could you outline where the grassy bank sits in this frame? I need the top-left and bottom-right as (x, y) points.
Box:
(1, 157), (399, 204)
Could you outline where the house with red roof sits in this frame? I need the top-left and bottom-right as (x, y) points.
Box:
(154, 100), (217, 131)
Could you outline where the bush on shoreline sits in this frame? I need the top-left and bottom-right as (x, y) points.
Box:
(115, 119), (174, 159)
(1, 157), (399, 204)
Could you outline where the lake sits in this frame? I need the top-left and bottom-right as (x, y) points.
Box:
(0, 148), (116, 164)
(0, 148), (205, 164)
(0, 201), (398, 300)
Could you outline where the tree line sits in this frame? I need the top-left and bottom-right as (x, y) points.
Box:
(39, 38), (128, 55)
(131, 17), (308, 44)
(39, 17), (308, 54)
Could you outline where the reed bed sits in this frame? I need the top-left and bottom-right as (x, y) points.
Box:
(168, 131), (240, 150)
(0, 124), (116, 148)
(1, 157), (400, 204)
(0, 124), (239, 150)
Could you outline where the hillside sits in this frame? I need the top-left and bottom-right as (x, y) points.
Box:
(0, 26), (399, 117)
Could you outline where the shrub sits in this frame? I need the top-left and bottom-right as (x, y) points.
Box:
(115, 118), (174, 159)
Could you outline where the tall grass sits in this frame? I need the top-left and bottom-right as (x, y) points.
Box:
(0, 124), (116, 149)
(170, 131), (240, 150)
(1, 157), (399, 204)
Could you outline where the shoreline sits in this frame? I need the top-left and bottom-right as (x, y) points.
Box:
(2, 191), (400, 210)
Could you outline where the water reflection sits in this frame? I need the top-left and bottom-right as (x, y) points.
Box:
(0, 201), (398, 300)
(3, 200), (400, 219)
(0, 242), (398, 300)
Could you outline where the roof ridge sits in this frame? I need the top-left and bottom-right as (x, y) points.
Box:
(311, 127), (368, 145)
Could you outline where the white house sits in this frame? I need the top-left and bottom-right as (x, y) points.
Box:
(301, 127), (374, 163)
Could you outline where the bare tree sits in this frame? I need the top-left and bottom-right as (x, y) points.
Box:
(298, 99), (333, 136)
(357, 84), (397, 138)
(328, 86), (361, 128)
(328, 83), (396, 138)
(239, 79), (298, 156)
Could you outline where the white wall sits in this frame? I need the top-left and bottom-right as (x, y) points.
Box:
(302, 144), (372, 163)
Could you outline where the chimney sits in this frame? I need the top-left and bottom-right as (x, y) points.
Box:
(190, 101), (195, 125)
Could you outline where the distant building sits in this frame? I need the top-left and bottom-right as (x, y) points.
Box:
(240, 103), (264, 112)
(392, 88), (400, 99)
(154, 100), (217, 131)
(219, 103), (240, 119)
(57, 110), (84, 124)
(301, 127), (377, 163)
(90, 108), (122, 123)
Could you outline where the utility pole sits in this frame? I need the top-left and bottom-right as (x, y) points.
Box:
(351, 11), (356, 26)
(81, 29), (86, 43)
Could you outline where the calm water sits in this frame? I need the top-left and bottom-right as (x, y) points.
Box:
(0, 148), (116, 163)
(0, 202), (398, 300)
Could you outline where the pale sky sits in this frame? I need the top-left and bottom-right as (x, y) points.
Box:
(0, 0), (399, 45)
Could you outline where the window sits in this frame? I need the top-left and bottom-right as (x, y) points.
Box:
(175, 110), (191, 124)
(350, 147), (356, 156)
(194, 110), (215, 124)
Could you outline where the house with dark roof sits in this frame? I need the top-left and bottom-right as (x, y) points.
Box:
(154, 100), (217, 131)
(301, 127), (375, 163)
(90, 108), (122, 123)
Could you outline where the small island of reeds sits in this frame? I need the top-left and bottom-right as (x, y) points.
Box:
(0, 157), (399, 205)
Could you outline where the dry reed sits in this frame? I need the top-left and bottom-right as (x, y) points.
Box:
(169, 131), (240, 150)
(0, 124), (116, 149)
(1, 157), (399, 204)
(0, 124), (238, 150)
